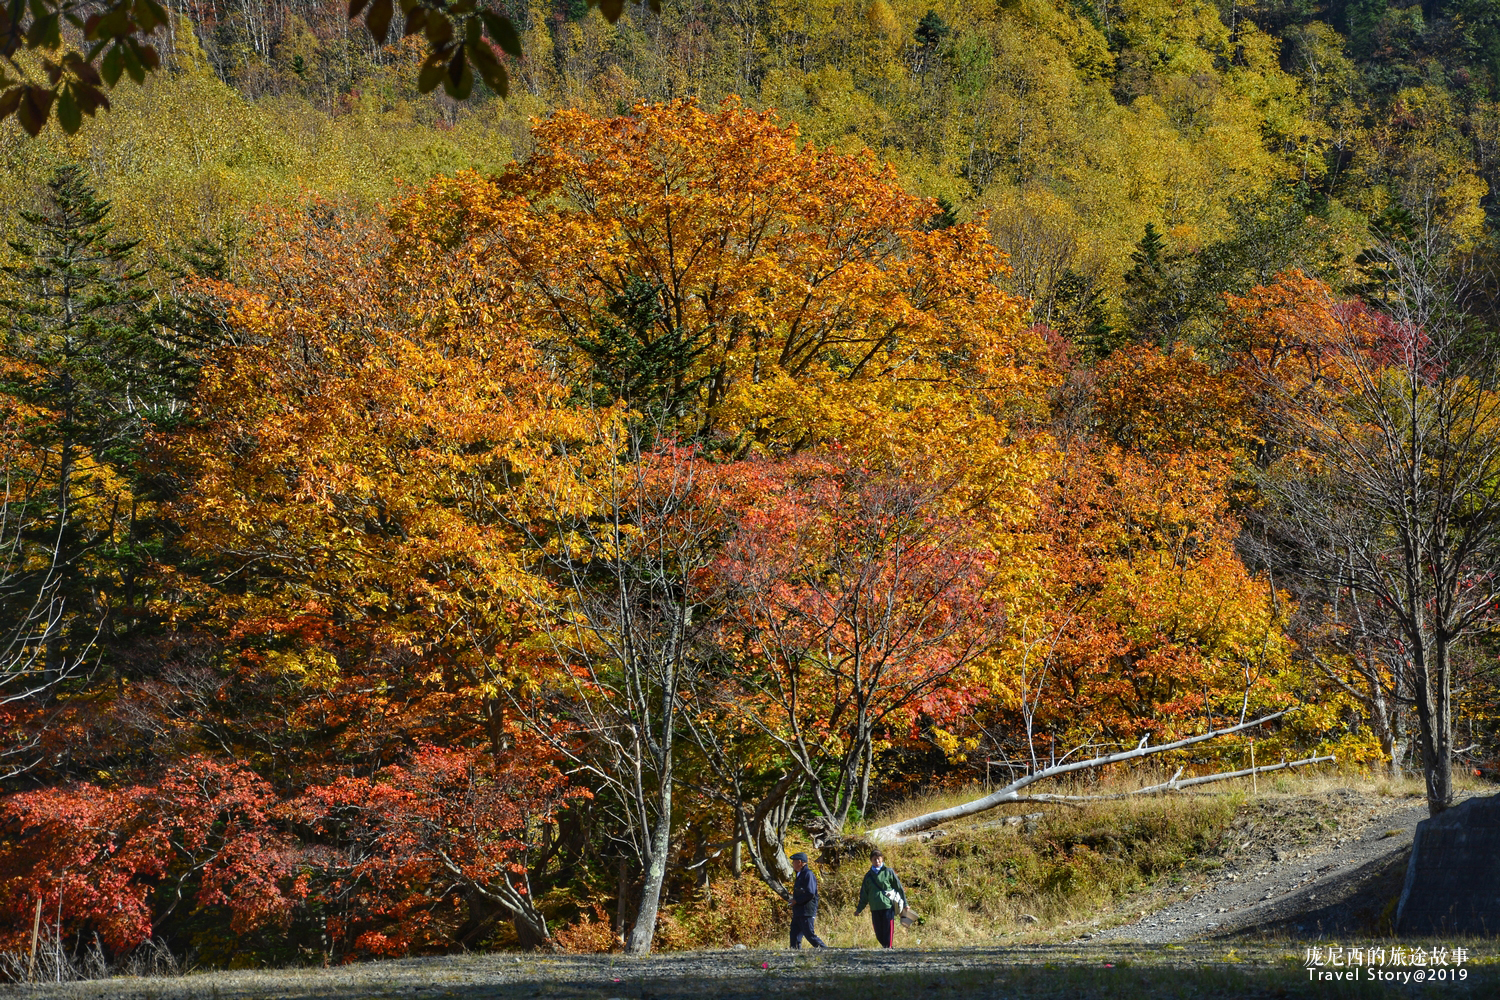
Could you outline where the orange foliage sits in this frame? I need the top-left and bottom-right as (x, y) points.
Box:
(973, 342), (1294, 763)
(1225, 270), (1396, 405)
(387, 98), (1047, 459)
(1, 104), (1370, 964)
(1092, 344), (1252, 456)
(167, 199), (598, 769)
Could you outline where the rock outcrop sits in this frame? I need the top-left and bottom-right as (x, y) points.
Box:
(1396, 793), (1500, 935)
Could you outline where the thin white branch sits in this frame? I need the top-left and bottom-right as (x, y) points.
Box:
(866, 709), (1288, 842)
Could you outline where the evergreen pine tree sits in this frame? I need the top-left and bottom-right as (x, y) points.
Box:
(1120, 223), (1190, 349)
(572, 276), (707, 432)
(927, 195), (960, 230)
(0, 165), (176, 688)
(144, 234), (234, 423)
(1050, 269), (1120, 360)
(916, 10), (950, 49)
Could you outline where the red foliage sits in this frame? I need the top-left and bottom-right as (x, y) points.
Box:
(716, 454), (999, 731)
(705, 453), (1000, 830)
(0, 737), (581, 959)
(0, 757), (299, 954)
(290, 735), (583, 956)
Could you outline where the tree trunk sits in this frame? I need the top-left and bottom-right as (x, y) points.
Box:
(614, 856), (630, 934)
(858, 731), (874, 818)
(1390, 685), (1411, 778)
(512, 910), (551, 950)
(754, 812), (794, 883)
(453, 892), (505, 950)
(751, 773), (800, 884)
(1366, 678), (1400, 779)
(43, 407), (74, 692)
(1413, 639), (1454, 815)
(691, 835), (709, 889)
(626, 786), (672, 954)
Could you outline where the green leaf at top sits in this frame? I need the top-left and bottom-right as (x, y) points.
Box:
(442, 48), (473, 100)
(101, 44), (123, 85)
(468, 36), (508, 97)
(0, 86), (23, 122)
(366, 0), (394, 44)
(17, 84), (54, 136)
(417, 53), (446, 93)
(56, 86), (80, 133)
(120, 39), (144, 83)
(424, 11), (453, 46)
(480, 11), (521, 58)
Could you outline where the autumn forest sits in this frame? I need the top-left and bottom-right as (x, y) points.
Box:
(3, 0), (1500, 970)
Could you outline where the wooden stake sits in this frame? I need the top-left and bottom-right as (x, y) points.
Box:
(28, 897), (42, 982)
(1251, 740), (1257, 795)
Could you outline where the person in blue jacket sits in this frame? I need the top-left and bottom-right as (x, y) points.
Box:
(789, 852), (827, 948)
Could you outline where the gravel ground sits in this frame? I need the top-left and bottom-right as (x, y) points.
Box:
(1093, 788), (1455, 944)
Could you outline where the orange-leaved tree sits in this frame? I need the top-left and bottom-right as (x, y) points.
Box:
(972, 341), (1295, 772)
(1232, 268), (1500, 812)
(166, 200), (595, 946)
(387, 98), (1048, 462)
(377, 100), (1052, 934)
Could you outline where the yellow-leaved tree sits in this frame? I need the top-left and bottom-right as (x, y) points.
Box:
(389, 98), (1049, 462)
(380, 98), (1054, 949)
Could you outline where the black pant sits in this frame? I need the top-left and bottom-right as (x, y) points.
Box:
(871, 908), (895, 948)
(790, 910), (826, 948)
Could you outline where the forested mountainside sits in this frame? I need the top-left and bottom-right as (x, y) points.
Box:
(3, 0), (1500, 971)
(5, 0), (1499, 329)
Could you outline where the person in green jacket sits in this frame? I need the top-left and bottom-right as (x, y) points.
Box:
(853, 848), (905, 948)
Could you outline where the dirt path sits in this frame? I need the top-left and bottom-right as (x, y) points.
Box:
(1094, 788), (1448, 944)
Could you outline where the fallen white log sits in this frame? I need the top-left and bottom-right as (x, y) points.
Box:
(873, 756), (1335, 842)
(865, 709), (1292, 843)
(1021, 754), (1337, 802)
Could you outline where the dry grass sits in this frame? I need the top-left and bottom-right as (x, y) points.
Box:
(22, 943), (1494, 999)
(791, 795), (1239, 948)
(862, 764), (1465, 832)
(756, 767), (1473, 951)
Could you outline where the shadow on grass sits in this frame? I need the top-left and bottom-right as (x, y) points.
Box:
(24, 943), (1495, 1000)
